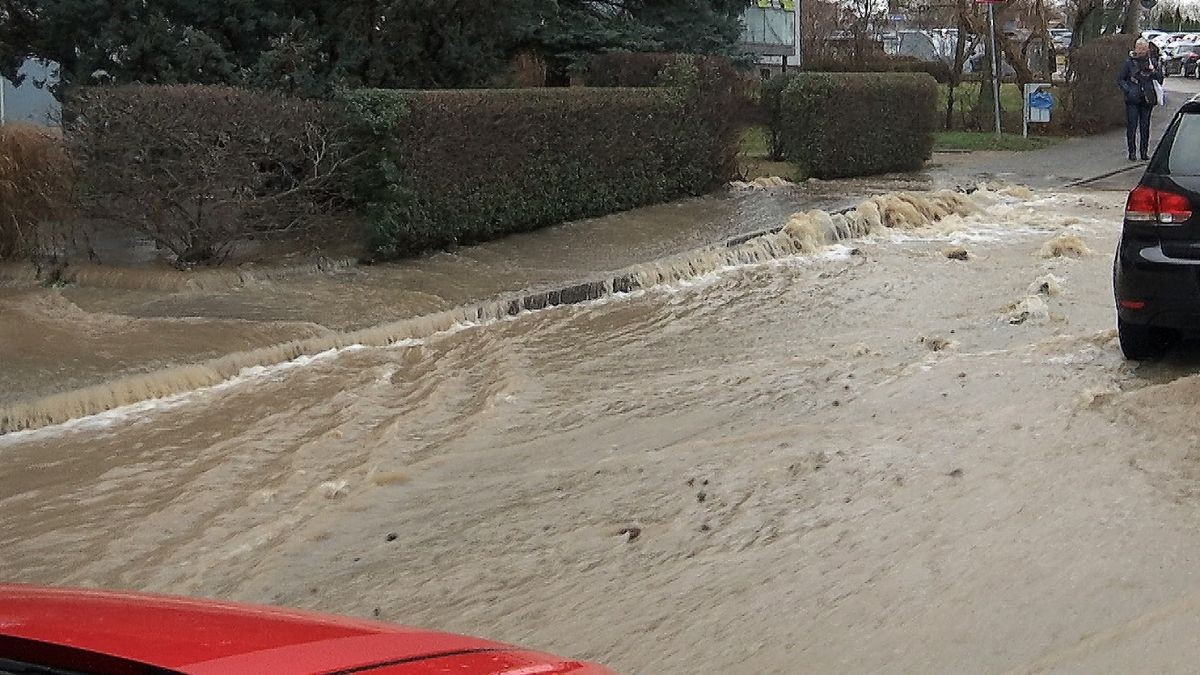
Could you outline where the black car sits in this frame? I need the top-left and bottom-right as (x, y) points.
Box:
(1114, 97), (1200, 359)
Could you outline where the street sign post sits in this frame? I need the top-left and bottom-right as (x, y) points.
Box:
(1023, 83), (1053, 138)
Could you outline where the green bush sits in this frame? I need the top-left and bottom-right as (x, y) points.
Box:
(63, 59), (742, 264)
(585, 52), (679, 87)
(803, 54), (952, 84)
(68, 85), (352, 265)
(774, 73), (937, 179)
(760, 73), (797, 160)
(1065, 35), (1137, 134)
(585, 52), (743, 88)
(345, 69), (739, 258)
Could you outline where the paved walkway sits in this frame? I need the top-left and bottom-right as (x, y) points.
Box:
(928, 76), (1200, 190)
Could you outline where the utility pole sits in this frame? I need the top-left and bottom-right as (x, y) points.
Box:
(794, 0), (803, 68)
(976, 0), (1003, 136)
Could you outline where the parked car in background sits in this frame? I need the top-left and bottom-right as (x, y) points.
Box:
(1150, 32), (1174, 50)
(0, 585), (614, 674)
(1179, 44), (1200, 76)
(1163, 42), (1197, 75)
(1051, 28), (1072, 51)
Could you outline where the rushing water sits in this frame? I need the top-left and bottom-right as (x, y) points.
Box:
(6, 185), (1167, 673)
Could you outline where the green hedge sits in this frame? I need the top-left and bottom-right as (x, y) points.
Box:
(774, 73), (937, 179)
(802, 55), (952, 84)
(760, 73), (795, 161)
(64, 60), (742, 264)
(345, 81), (736, 258)
(67, 85), (351, 265)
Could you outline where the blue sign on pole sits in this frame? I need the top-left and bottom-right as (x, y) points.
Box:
(1029, 91), (1053, 110)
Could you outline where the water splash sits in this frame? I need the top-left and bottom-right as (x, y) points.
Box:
(0, 187), (1009, 436)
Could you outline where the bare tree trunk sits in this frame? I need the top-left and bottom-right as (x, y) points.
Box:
(961, 4), (1037, 86)
(1122, 0), (1141, 34)
(1032, 0), (1055, 75)
(1071, 0), (1102, 51)
(946, 0), (970, 130)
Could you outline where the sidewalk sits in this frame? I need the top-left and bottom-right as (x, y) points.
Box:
(926, 76), (1200, 190)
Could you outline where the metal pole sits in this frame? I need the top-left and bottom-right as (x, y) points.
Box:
(1023, 85), (1029, 138)
(0, 76), (6, 126)
(988, 2), (1002, 136)
(795, 0), (803, 69)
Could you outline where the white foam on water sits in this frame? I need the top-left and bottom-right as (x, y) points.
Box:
(1, 184), (1061, 441)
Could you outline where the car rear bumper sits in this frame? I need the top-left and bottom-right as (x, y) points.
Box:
(1115, 235), (1200, 329)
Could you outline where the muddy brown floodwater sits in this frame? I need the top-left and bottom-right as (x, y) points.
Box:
(8, 184), (1200, 673)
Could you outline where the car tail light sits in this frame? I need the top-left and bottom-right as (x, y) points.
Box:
(1125, 185), (1193, 224)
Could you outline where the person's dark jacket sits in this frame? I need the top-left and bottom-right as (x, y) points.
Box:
(1119, 52), (1164, 106)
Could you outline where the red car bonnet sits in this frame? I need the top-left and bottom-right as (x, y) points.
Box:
(0, 585), (607, 674)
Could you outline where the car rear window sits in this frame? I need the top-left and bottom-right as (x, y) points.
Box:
(1168, 114), (1200, 175)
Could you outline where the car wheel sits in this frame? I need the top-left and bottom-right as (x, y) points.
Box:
(1118, 319), (1175, 360)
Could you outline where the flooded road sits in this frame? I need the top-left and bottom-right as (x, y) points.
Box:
(0, 185), (863, 410)
(7, 185), (1200, 672)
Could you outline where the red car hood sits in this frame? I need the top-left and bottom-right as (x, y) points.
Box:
(0, 585), (610, 674)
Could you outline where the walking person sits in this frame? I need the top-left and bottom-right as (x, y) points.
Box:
(1118, 38), (1163, 161)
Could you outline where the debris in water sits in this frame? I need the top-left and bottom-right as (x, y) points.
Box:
(847, 342), (873, 357)
(919, 336), (955, 352)
(1028, 274), (1065, 296)
(319, 480), (349, 500)
(1004, 296), (1050, 325)
(1038, 235), (1092, 259)
(617, 526), (642, 542)
(999, 185), (1034, 199)
(730, 176), (793, 190)
(385, 532), (398, 542)
(700, 523), (711, 532)
(948, 468), (964, 478)
(251, 489), (277, 505)
(1076, 386), (1118, 408)
(370, 471), (409, 486)
(943, 246), (971, 261)
(697, 491), (707, 503)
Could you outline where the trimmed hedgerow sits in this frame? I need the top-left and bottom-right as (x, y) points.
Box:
(802, 54), (952, 84)
(345, 79), (737, 258)
(62, 57), (742, 264)
(68, 85), (352, 266)
(774, 72), (937, 179)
